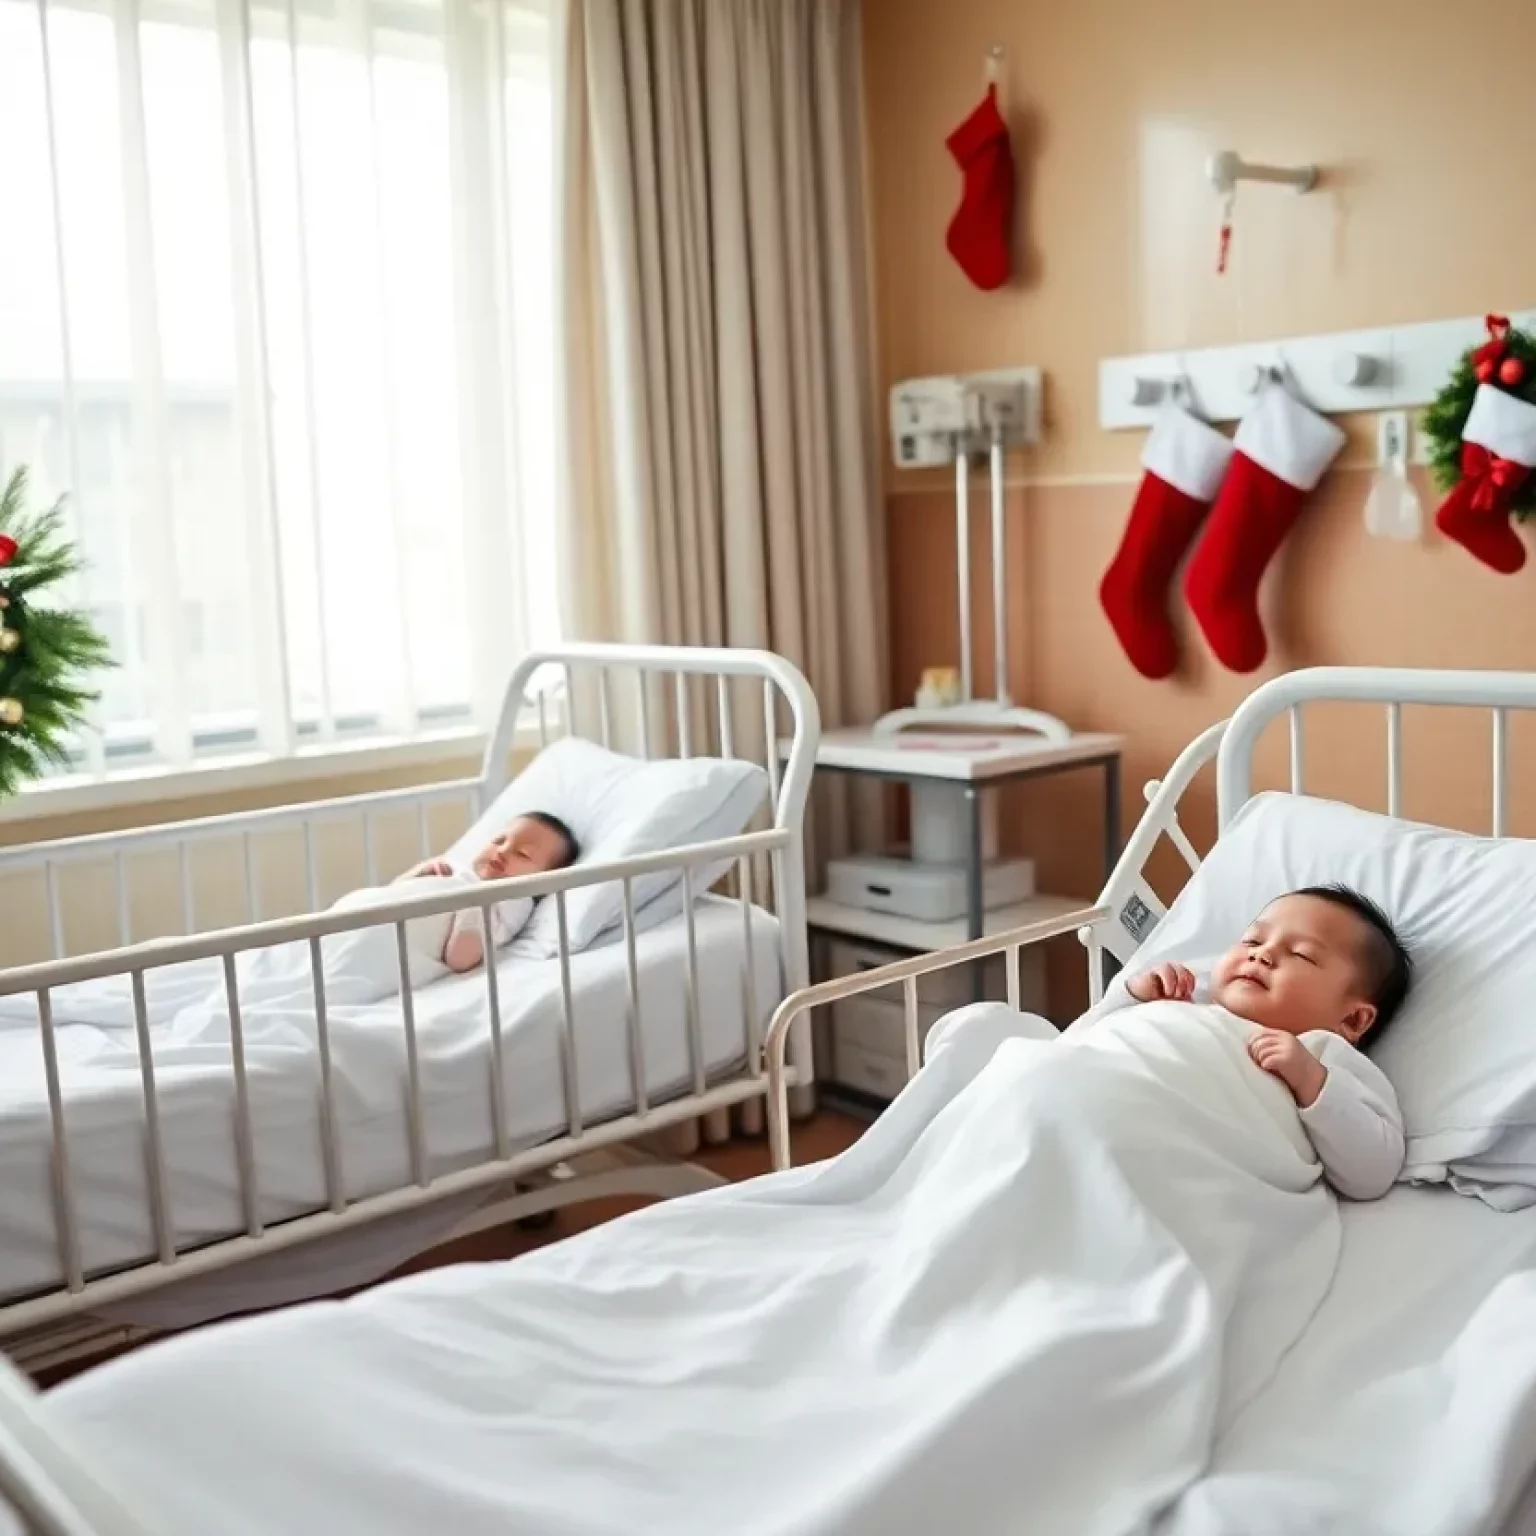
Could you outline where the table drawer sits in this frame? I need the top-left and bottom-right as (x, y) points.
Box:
(824, 937), (1045, 1013)
(826, 937), (1008, 1008)
(830, 1039), (913, 1102)
(831, 992), (934, 1061)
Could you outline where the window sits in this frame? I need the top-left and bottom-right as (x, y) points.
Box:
(0, 0), (557, 779)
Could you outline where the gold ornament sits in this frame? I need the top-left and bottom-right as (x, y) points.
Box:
(0, 627), (18, 654)
(0, 698), (22, 727)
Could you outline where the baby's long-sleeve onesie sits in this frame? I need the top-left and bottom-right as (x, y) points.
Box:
(1289, 1030), (1405, 1199)
(1088, 970), (1405, 1199)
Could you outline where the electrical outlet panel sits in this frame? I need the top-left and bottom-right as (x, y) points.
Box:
(889, 367), (1043, 468)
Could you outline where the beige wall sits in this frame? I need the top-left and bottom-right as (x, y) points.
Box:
(866, 0), (1536, 482)
(865, 0), (1536, 1011)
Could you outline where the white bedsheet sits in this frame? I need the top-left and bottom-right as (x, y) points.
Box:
(0, 899), (780, 1310)
(27, 1000), (1357, 1536)
(1165, 1184), (1536, 1536)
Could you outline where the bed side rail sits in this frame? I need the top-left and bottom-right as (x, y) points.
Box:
(762, 905), (1108, 1171)
(1217, 665), (1536, 833)
(483, 642), (821, 837)
(0, 777), (484, 963)
(484, 643), (820, 1088)
(0, 824), (789, 1340)
(1079, 719), (1226, 992)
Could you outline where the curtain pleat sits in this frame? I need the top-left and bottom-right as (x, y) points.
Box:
(557, 0), (887, 763)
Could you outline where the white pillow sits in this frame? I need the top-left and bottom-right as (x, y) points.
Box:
(447, 738), (769, 956)
(1111, 792), (1536, 1207)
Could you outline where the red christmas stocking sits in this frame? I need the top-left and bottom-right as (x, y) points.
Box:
(1099, 406), (1234, 678)
(945, 86), (1013, 291)
(1434, 383), (1536, 573)
(1184, 386), (1345, 673)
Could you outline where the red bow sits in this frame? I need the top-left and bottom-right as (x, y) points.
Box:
(1462, 441), (1532, 512)
(1473, 313), (1513, 372)
(0, 535), (15, 567)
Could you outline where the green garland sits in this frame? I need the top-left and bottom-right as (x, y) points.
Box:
(1421, 318), (1536, 521)
(0, 466), (113, 798)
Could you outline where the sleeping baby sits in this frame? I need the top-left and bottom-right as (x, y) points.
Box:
(392, 811), (580, 974)
(320, 810), (580, 993)
(1118, 883), (1412, 1199)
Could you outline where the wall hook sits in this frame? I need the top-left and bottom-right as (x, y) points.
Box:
(984, 42), (1006, 100)
(1333, 350), (1380, 387)
(1208, 149), (1318, 197)
(1242, 362), (1283, 395)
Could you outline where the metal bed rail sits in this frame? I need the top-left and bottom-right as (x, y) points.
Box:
(2, 825), (795, 1339)
(0, 642), (821, 1357)
(768, 666), (1536, 1170)
(763, 905), (1110, 1171)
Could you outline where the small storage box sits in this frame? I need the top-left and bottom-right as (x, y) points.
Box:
(824, 853), (1034, 923)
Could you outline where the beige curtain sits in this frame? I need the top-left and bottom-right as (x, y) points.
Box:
(553, 0), (886, 742)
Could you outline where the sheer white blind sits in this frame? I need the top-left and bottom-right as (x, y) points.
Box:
(0, 0), (556, 776)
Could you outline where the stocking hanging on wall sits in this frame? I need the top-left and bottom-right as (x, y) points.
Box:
(1099, 406), (1234, 678)
(1422, 316), (1536, 574)
(944, 85), (1013, 291)
(1432, 385), (1536, 573)
(1183, 385), (1344, 674)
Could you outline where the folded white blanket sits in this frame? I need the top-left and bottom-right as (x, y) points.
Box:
(38, 1001), (1343, 1536)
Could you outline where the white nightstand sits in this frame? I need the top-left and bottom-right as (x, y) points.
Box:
(782, 726), (1125, 1111)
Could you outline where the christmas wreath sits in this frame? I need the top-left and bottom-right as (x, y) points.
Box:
(0, 466), (113, 798)
(1421, 313), (1536, 520)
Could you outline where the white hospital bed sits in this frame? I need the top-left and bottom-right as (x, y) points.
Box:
(5, 665), (1536, 1536)
(0, 643), (819, 1374)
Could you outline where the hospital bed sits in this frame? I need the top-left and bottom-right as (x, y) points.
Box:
(5, 665), (1536, 1535)
(0, 642), (819, 1376)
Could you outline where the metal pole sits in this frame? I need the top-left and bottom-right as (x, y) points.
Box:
(966, 784), (985, 1002)
(990, 421), (1009, 704)
(955, 437), (972, 702)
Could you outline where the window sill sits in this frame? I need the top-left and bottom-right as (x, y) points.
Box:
(0, 725), (532, 829)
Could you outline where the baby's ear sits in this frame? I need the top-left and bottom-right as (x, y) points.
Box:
(1341, 1000), (1377, 1044)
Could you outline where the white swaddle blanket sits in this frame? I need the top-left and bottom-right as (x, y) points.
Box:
(34, 1001), (1348, 1536)
(328, 872), (534, 992)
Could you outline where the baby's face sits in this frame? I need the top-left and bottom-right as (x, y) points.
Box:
(472, 816), (571, 882)
(1210, 893), (1377, 1043)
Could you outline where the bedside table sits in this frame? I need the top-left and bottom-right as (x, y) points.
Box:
(794, 727), (1124, 950)
(782, 726), (1125, 1112)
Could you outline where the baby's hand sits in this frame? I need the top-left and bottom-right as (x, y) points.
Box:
(400, 859), (453, 881)
(1126, 962), (1196, 1004)
(1247, 1028), (1326, 1108)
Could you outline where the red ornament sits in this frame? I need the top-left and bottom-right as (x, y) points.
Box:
(1500, 356), (1527, 387)
(1473, 313), (1513, 383)
(0, 535), (15, 567)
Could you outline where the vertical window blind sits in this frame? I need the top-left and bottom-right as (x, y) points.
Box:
(0, 0), (556, 778)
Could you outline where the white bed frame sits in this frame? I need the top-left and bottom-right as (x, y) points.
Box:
(0, 642), (820, 1374)
(766, 665), (1536, 1167)
(0, 663), (1533, 1535)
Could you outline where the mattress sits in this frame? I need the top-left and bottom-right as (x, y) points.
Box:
(0, 898), (781, 1311)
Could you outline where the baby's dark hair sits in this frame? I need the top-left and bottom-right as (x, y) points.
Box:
(1294, 883), (1413, 1039)
(526, 811), (580, 868)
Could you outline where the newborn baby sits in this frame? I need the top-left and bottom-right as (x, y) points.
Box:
(1119, 884), (1412, 1199)
(390, 811), (580, 976)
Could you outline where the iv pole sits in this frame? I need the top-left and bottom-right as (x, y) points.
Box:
(877, 410), (1070, 742)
